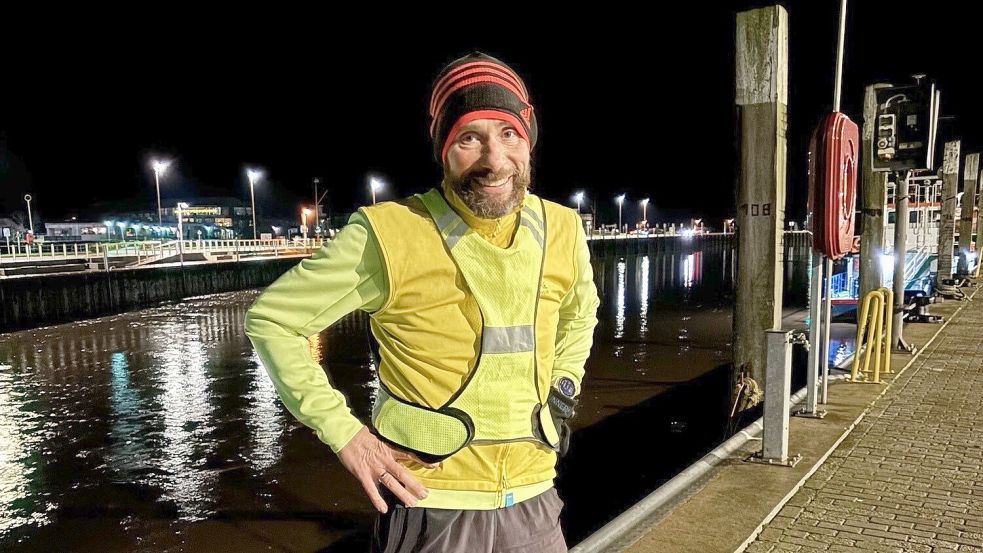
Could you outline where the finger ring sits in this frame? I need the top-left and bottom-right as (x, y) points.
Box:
(377, 470), (390, 483)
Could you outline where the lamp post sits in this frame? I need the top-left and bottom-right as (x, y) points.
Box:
(302, 208), (311, 244)
(641, 198), (650, 228)
(151, 160), (171, 226)
(370, 177), (384, 205)
(247, 169), (263, 239)
(176, 202), (188, 265)
(616, 194), (626, 233)
(23, 194), (34, 236)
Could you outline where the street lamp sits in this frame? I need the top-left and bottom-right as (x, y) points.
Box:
(247, 169), (263, 240)
(151, 159), (171, 226)
(302, 208), (312, 243)
(313, 177), (328, 231)
(24, 194), (34, 235)
(176, 202), (189, 265)
(640, 198), (650, 228)
(615, 194), (626, 233)
(574, 191), (585, 213)
(369, 177), (384, 205)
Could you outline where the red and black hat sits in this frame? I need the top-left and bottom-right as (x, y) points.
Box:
(429, 51), (538, 163)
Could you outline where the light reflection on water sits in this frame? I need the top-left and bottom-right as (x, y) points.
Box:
(614, 259), (626, 340)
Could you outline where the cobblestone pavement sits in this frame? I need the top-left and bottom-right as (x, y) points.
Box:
(746, 295), (983, 553)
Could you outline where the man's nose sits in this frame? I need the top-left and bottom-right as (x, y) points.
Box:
(479, 139), (509, 174)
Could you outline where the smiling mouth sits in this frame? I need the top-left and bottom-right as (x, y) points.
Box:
(475, 175), (513, 189)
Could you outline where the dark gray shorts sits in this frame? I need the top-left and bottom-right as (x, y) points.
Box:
(371, 488), (568, 553)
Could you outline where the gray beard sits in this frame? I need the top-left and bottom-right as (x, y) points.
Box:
(444, 166), (532, 219)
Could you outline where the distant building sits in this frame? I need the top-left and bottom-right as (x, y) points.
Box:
(44, 221), (110, 242)
(45, 197), (255, 240)
(160, 197), (252, 239)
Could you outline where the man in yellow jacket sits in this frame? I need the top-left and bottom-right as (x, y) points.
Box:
(245, 51), (599, 552)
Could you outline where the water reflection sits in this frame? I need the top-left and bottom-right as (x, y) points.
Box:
(614, 260), (627, 340)
(244, 351), (284, 473)
(155, 318), (217, 519)
(592, 248), (848, 369)
(0, 364), (50, 533)
(638, 256), (649, 337)
(0, 296), (312, 545)
(107, 351), (147, 482)
(683, 253), (695, 288)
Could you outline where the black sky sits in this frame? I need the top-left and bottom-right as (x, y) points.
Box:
(2, 2), (981, 229)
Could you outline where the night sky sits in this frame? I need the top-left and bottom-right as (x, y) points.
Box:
(2, 2), (981, 229)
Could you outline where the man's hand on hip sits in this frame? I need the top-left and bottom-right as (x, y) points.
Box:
(337, 426), (439, 513)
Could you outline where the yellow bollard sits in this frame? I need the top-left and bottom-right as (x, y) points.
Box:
(863, 293), (884, 382)
(849, 293), (870, 381)
(878, 287), (894, 375)
(869, 294), (884, 383)
(851, 291), (878, 382)
(850, 290), (889, 384)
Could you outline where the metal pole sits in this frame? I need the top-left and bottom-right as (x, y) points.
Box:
(313, 177), (319, 228)
(752, 329), (800, 467)
(815, 0), (847, 406)
(798, 249), (825, 416)
(892, 172), (911, 351)
(821, 257), (833, 404)
(250, 181), (258, 240)
(832, 0), (848, 112)
(24, 194), (34, 234)
(155, 169), (163, 227)
(177, 206), (185, 266)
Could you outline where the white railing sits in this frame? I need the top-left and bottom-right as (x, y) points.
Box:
(0, 238), (327, 267)
(0, 241), (110, 263)
(586, 231), (732, 240)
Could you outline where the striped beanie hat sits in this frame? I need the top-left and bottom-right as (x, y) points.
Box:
(429, 51), (538, 163)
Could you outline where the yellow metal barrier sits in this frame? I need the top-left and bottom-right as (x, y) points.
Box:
(878, 287), (894, 377)
(849, 287), (893, 383)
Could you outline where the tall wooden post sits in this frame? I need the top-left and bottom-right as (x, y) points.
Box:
(734, 5), (788, 388)
(957, 153), (979, 276)
(937, 140), (961, 281)
(978, 168), (983, 271)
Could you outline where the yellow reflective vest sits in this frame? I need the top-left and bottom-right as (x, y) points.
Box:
(245, 184), (599, 509)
